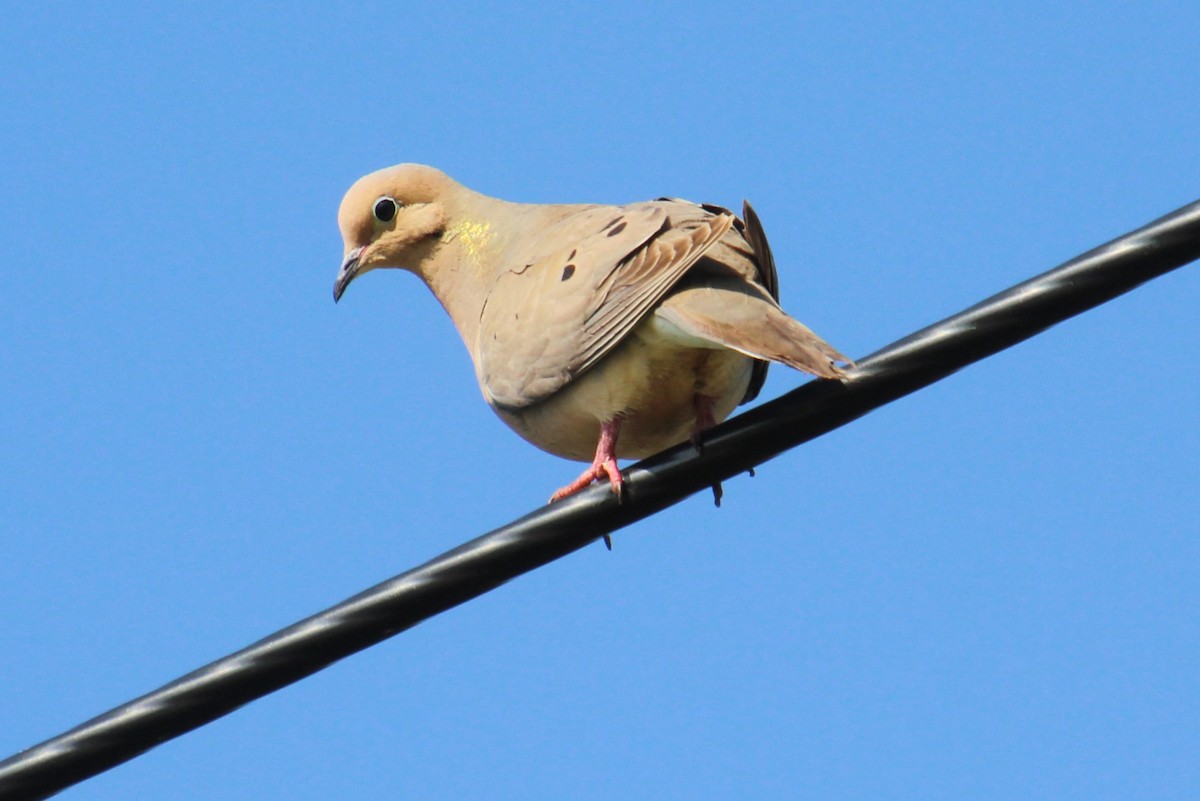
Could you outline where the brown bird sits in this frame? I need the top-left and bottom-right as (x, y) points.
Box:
(334, 164), (850, 501)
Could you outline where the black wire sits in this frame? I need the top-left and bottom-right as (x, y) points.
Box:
(3, 198), (1199, 801)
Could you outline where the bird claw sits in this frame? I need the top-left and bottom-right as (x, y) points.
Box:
(548, 417), (625, 503)
(548, 458), (624, 503)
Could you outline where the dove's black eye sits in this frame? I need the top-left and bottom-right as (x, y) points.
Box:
(372, 196), (398, 223)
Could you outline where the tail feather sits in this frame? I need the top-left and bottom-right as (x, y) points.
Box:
(759, 309), (851, 379)
(657, 283), (852, 381)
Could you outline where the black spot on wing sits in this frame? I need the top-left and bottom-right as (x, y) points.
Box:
(606, 221), (627, 237)
(561, 264), (576, 281)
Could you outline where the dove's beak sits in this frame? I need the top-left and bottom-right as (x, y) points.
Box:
(333, 246), (365, 303)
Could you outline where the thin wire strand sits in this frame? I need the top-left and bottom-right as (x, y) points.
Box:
(3, 198), (1199, 801)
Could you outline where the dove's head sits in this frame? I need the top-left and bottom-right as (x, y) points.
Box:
(333, 164), (456, 302)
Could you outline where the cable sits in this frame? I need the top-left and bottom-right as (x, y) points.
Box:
(2, 197), (1199, 800)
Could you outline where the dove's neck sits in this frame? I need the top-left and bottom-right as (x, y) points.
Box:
(417, 249), (492, 355)
(416, 197), (559, 359)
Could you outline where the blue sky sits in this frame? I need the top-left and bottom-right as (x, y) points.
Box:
(2, 3), (1198, 799)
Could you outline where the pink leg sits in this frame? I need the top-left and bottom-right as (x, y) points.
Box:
(691, 393), (717, 450)
(549, 416), (625, 503)
(692, 394), (724, 507)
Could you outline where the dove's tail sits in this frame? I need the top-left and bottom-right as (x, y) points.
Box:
(655, 282), (852, 381)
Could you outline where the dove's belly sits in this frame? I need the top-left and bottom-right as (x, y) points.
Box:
(494, 312), (754, 462)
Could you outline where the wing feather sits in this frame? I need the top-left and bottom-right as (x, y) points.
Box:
(478, 202), (733, 409)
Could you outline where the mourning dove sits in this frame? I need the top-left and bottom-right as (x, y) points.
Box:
(334, 164), (850, 502)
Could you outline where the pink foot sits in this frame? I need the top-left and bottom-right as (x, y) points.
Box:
(549, 417), (624, 502)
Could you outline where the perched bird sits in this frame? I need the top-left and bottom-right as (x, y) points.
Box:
(334, 164), (850, 501)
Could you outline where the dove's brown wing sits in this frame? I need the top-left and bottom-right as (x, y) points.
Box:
(477, 202), (733, 410)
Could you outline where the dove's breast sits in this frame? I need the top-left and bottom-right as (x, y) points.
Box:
(491, 310), (754, 462)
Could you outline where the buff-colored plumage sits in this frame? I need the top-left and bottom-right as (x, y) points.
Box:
(334, 164), (850, 500)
